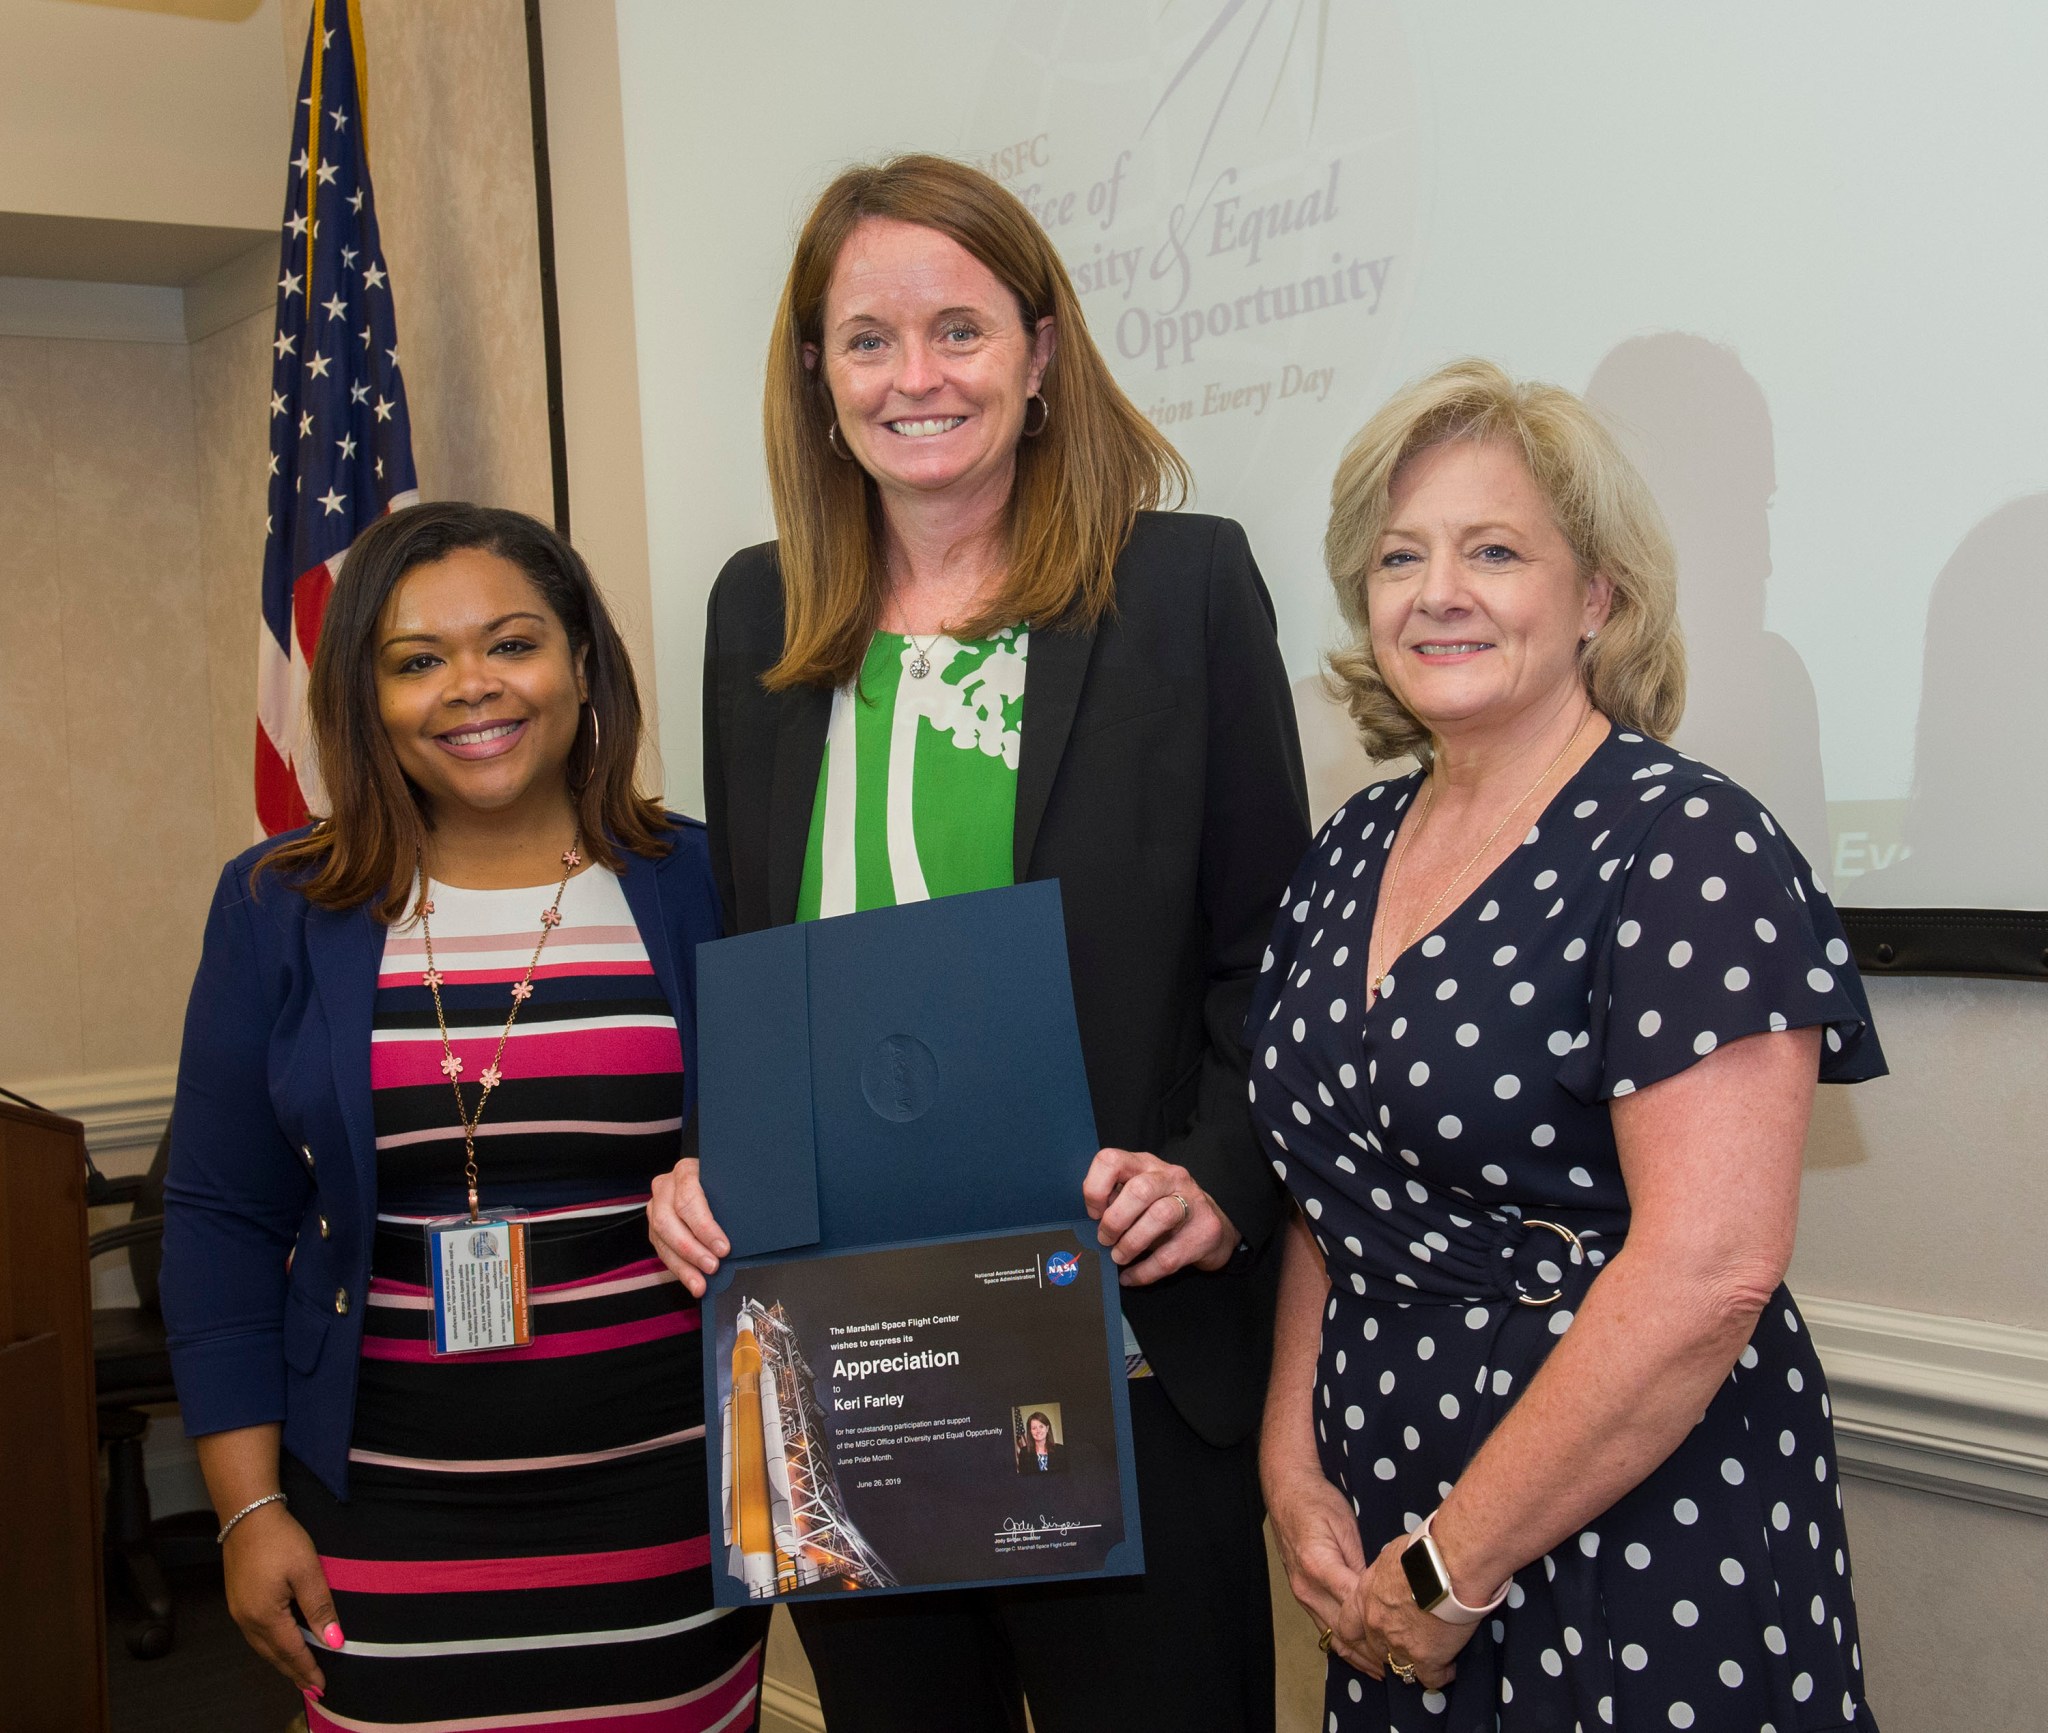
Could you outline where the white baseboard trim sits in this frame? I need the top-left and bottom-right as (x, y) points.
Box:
(15, 1069), (2043, 1521)
(1802, 1294), (2048, 1516)
(758, 1675), (827, 1733)
(9, 1063), (176, 1170)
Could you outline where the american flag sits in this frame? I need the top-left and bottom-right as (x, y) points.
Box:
(256, 0), (418, 836)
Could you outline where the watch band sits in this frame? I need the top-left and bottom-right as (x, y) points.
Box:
(1403, 1509), (1512, 1625)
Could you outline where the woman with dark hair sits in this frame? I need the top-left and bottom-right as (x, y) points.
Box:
(161, 503), (769, 1727)
(1016, 1412), (1064, 1475)
(647, 153), (1310, 1733)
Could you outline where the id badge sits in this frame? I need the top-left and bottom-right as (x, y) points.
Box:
(425, 1215), (532, 1355)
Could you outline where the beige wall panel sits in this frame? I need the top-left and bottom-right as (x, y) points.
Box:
(43, 340), (217, 1073)
(762, 1610), (812, 1718)
(0, 338), (87, 1080)
(1793, 978), (2047, 1331)
(1269, 1522), (1325, 1732)
(192, 309), (276, 861)
(535, 0), (661, 768)
(353, 0), (553, 522)
(1842, 1478), (2046, 1733)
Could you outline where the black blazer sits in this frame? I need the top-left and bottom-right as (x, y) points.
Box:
(702, 512), (1311, 1446)
(1018, 1440), (1067, 1474)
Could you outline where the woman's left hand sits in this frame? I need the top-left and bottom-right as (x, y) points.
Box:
(1332, 1529), (1481, 1692)
(1083, 1148), (1237, 1285)
(647, 1156), (728, 1299)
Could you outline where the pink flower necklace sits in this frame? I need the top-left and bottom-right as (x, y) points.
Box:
(417, 835), (582, 1221)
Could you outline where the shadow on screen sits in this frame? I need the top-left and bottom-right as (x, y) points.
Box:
(1584, 334), (1831, 869)
(1857, 494), (2048, 909)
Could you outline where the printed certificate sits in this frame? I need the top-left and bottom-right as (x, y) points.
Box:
(703, 1224), (1143, 1604)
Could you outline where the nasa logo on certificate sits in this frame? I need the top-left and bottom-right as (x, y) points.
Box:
(425, 1215), (532, 1354)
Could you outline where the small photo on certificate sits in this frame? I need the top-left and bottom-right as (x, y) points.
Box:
(704, 1225), (1142, 1603)
(1012, 1404), (1065, 1474)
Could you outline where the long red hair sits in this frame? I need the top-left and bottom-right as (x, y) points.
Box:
(761, 154), (1189, 691)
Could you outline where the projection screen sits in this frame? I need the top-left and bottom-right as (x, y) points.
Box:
(609, 0), (2048, 933)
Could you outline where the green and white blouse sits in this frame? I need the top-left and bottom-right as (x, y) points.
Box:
(795, 625), (1152, 1379)
(797, 627), (1029, 919)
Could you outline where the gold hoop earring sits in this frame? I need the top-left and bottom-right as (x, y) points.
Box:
(1022, 393), (1050, 438)
(826, 420), (857, 462)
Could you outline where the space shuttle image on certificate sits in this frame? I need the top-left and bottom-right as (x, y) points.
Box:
(722, 1297), (894, 1597)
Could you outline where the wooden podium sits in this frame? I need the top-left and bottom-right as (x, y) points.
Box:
(0, 1099), (109, 1733)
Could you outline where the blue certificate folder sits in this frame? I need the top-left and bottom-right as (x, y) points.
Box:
(694, 881), (1102, 1257)
(704, 1224), (1143, 1605)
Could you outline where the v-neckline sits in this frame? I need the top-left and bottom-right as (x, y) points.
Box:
(1361, 726), (1619, 1014)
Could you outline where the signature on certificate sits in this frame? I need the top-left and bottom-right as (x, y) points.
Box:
(997, 1516), (1105, 1539)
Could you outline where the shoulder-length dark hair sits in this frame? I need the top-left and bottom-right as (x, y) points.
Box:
(259, 502), (668, 920)
(762, 153), (1190, 691)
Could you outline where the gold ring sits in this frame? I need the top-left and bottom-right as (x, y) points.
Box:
(1317, 1624), (1334, 1653)
(1170, 1191), (1191, 1226)
(1389, 1653), (1419, 1685)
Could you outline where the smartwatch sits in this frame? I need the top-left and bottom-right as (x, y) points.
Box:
(1399, 1509), (1511, 1625)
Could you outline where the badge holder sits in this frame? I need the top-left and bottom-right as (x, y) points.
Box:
(425, 1213), (532, 1355)
(413, 838), (581, 1358)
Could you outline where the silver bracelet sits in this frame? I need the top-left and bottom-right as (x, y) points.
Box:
(216, 1490), (288, 1545)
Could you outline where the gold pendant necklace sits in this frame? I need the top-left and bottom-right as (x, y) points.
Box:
(1367, 710), (1594, 1001)
(417, 836), (582, 1220)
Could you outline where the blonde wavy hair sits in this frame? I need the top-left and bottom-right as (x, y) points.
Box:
(1324, 358), (1685, 762)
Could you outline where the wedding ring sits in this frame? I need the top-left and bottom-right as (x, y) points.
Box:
(1389, 1653), (1419, 1685)
(1170, 1191), (1191, 1226)
(1316, 1624), (1334, 1653)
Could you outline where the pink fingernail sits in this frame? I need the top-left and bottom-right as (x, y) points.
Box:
(323, 1621), (344, 1648)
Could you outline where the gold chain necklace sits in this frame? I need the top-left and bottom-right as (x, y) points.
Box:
(418, 836), (582, 1220)
(1367, 711), (1594, 1001)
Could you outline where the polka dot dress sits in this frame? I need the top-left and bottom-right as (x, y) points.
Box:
(1249, 728), (1886, 1733)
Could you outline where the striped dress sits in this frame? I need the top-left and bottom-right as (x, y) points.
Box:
(284, 866), (768, 1732)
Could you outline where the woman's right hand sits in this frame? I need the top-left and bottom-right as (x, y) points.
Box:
(1264, 1457), (1369, 1664)
(648, 1156), (729, 1297)
(221, 1500), (341, 1697)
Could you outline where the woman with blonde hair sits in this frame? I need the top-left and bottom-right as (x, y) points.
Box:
(1256, 360), (1885, 1730)
(647, 153), (1309, 1732)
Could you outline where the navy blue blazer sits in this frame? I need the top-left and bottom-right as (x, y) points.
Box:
(160, 817), (719, 1499)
